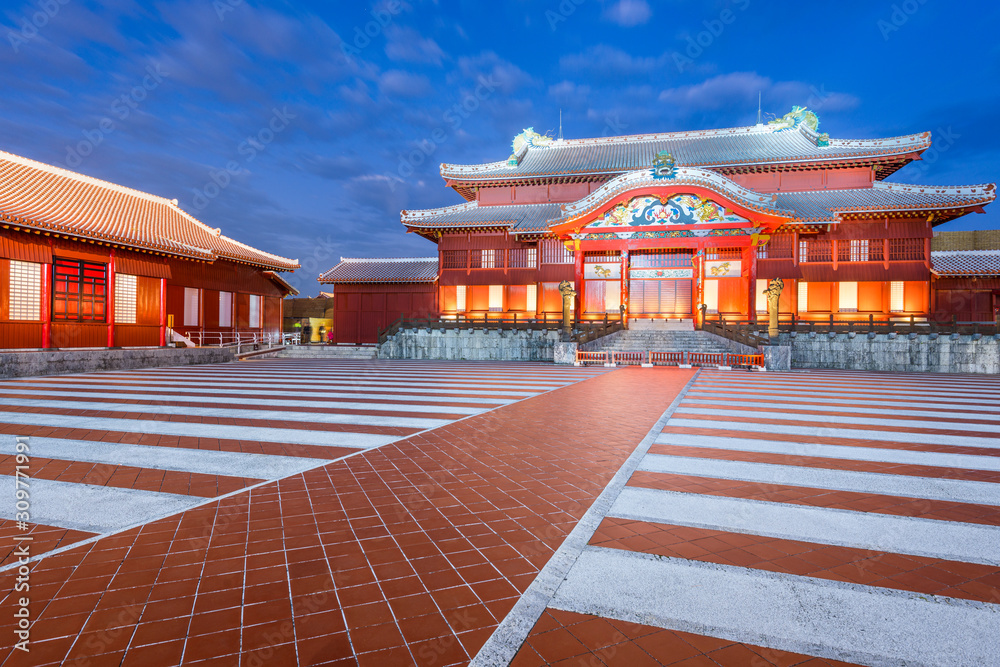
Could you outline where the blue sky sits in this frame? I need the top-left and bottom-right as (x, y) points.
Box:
(2, 0), (998, 294)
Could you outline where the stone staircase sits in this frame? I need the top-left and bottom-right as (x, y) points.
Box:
(276, 345), (377, 360)
(580, 329), (734, 354)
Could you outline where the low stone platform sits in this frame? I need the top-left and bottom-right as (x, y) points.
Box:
(0, 346), (236, 379)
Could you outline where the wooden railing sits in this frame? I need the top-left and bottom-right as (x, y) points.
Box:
(702, 313), (1000, 341)
(377, 315), (624, 345)
(575, 350), (764, 369)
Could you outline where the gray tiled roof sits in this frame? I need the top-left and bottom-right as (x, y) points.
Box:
(775, 182), (995, 222)
(402, 202), (564, 233)
(319, 257), (438, 283)
(402, 178), (995, 233)
(441, 124), (931, 182)
(930, 250), (1000, 277)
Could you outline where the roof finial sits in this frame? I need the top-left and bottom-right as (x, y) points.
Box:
(756, 92), (762, 126)
(558, 109), (564, 141)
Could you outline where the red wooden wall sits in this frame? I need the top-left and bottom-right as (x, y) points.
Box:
(334, 283), (437, 345)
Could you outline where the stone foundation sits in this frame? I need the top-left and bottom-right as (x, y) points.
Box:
(0, 347), (236, 379)
(776, 332), (1000, 374)
(378, 328), (562, 361)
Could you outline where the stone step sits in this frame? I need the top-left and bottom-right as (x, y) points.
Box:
(277, 346), (377, 359)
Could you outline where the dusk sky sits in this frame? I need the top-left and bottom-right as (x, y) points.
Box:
(2, 0), (997, 294)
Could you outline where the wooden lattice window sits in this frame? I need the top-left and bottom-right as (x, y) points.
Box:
(52, 259), (107, 322)
(889, 238), (924, 261)
(441, 250), (468, 269)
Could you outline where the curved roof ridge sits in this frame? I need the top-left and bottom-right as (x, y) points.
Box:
(558, 167), (794, 221)
(339, 256), (438, 263)
(401, 201), (478, 220)
(873, 181), (996, 196)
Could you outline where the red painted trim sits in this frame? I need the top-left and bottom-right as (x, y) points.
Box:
(159, 278), (167, 346)
(41, 262), (51, 348)
(106, 249), (115, 348)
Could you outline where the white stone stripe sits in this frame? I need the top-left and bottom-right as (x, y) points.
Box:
(0, 476), (202, 534)
(23, 377), (551, 392)
(684, 391), (1000, 412)
(552, 549), (1000, 667)
(700, 370), (1000, 386)
(0, 391), (485, 415)
(638, 454), (1000, 507)
(654, 433), (1000, 472)
(609, 486), (1000, 565)
(674, 407), (1000, 433)
(679, 399), (1000, 421)
(666, 418), (1000, 449)
(689, 387), (994, 404)
(0, 398), (449, 429)
(0, 437), (330, 479)
(0, 381), (529, 400)
(693, 381), (1000, 399)
(0, 413), (395, 448)
(91, 369), (573, 383)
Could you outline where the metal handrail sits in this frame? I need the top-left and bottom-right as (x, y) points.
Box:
(377, 315), (624, 345)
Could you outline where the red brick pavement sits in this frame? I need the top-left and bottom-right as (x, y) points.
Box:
(511, 608), (860, 667)
(0, 368), (694, 666)
(589, 518), (1000, 604)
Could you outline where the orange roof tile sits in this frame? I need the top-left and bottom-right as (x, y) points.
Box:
(0, 149), (299, 271)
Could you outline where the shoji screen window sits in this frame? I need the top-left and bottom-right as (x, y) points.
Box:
(114, 274), (137, 324)
(797, 281), (808, 312)
(838, 282), (859, 313)
(9, 261), (41, 321)
(755, 279), (768, 313)
(455, 286), (467, 312)
(890, 282), (904, 312)
(488, 285), (503, 312)
(525, 284), (537, 312)
(219, 292), (233, 327)
(249, 295), (262, 328)
(183, 288), (200, 326)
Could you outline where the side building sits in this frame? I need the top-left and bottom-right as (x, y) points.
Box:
(318, 258), (437, 345)
(0, 149), (299, 349)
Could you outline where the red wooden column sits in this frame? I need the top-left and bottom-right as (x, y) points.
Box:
(106, 250), (116, 348)
(159, 278), (167, 346)
(41, 261), (52, 348)
(573, 245), (584, 321)
(694, 245), (705, 327)
(746, 244), (758, 320)
(620, 249), (629, 321)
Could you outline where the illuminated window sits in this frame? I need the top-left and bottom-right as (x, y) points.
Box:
(839, 282), (858, 312)
(890, 281), (904, 312)
(456, 285), (467, 312)
(704, 280), (719, 314)
(604, 283), (621, 313)
(849, 240), (869, 262)
(219, 292), (233, 328)
(249, 294), (261, 328)
(799, 240), (808, 263)
(798, 281), (808, 312)
(53, 259), (107, 322)
(183, 287), (200, 326)
(755, 279), (768, 312)
(488, 285), (503, 312)
(526, 284), (537, 311)
(114, 274), (137, 324)
(481, 249), (496, 269)
(9, 261), (41, 321)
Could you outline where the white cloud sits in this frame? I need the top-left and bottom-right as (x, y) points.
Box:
(603, 0), (652, 27)
(384, 26), (446, 65)
(379, 70), (433, 98)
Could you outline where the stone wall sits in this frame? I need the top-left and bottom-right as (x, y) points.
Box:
(0, 347), (236, 379)
(378, 328), (563, 361)
(775, 332), (1000, 374)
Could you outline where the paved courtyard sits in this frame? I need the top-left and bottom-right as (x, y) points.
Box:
(0, 360), (998, 666)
